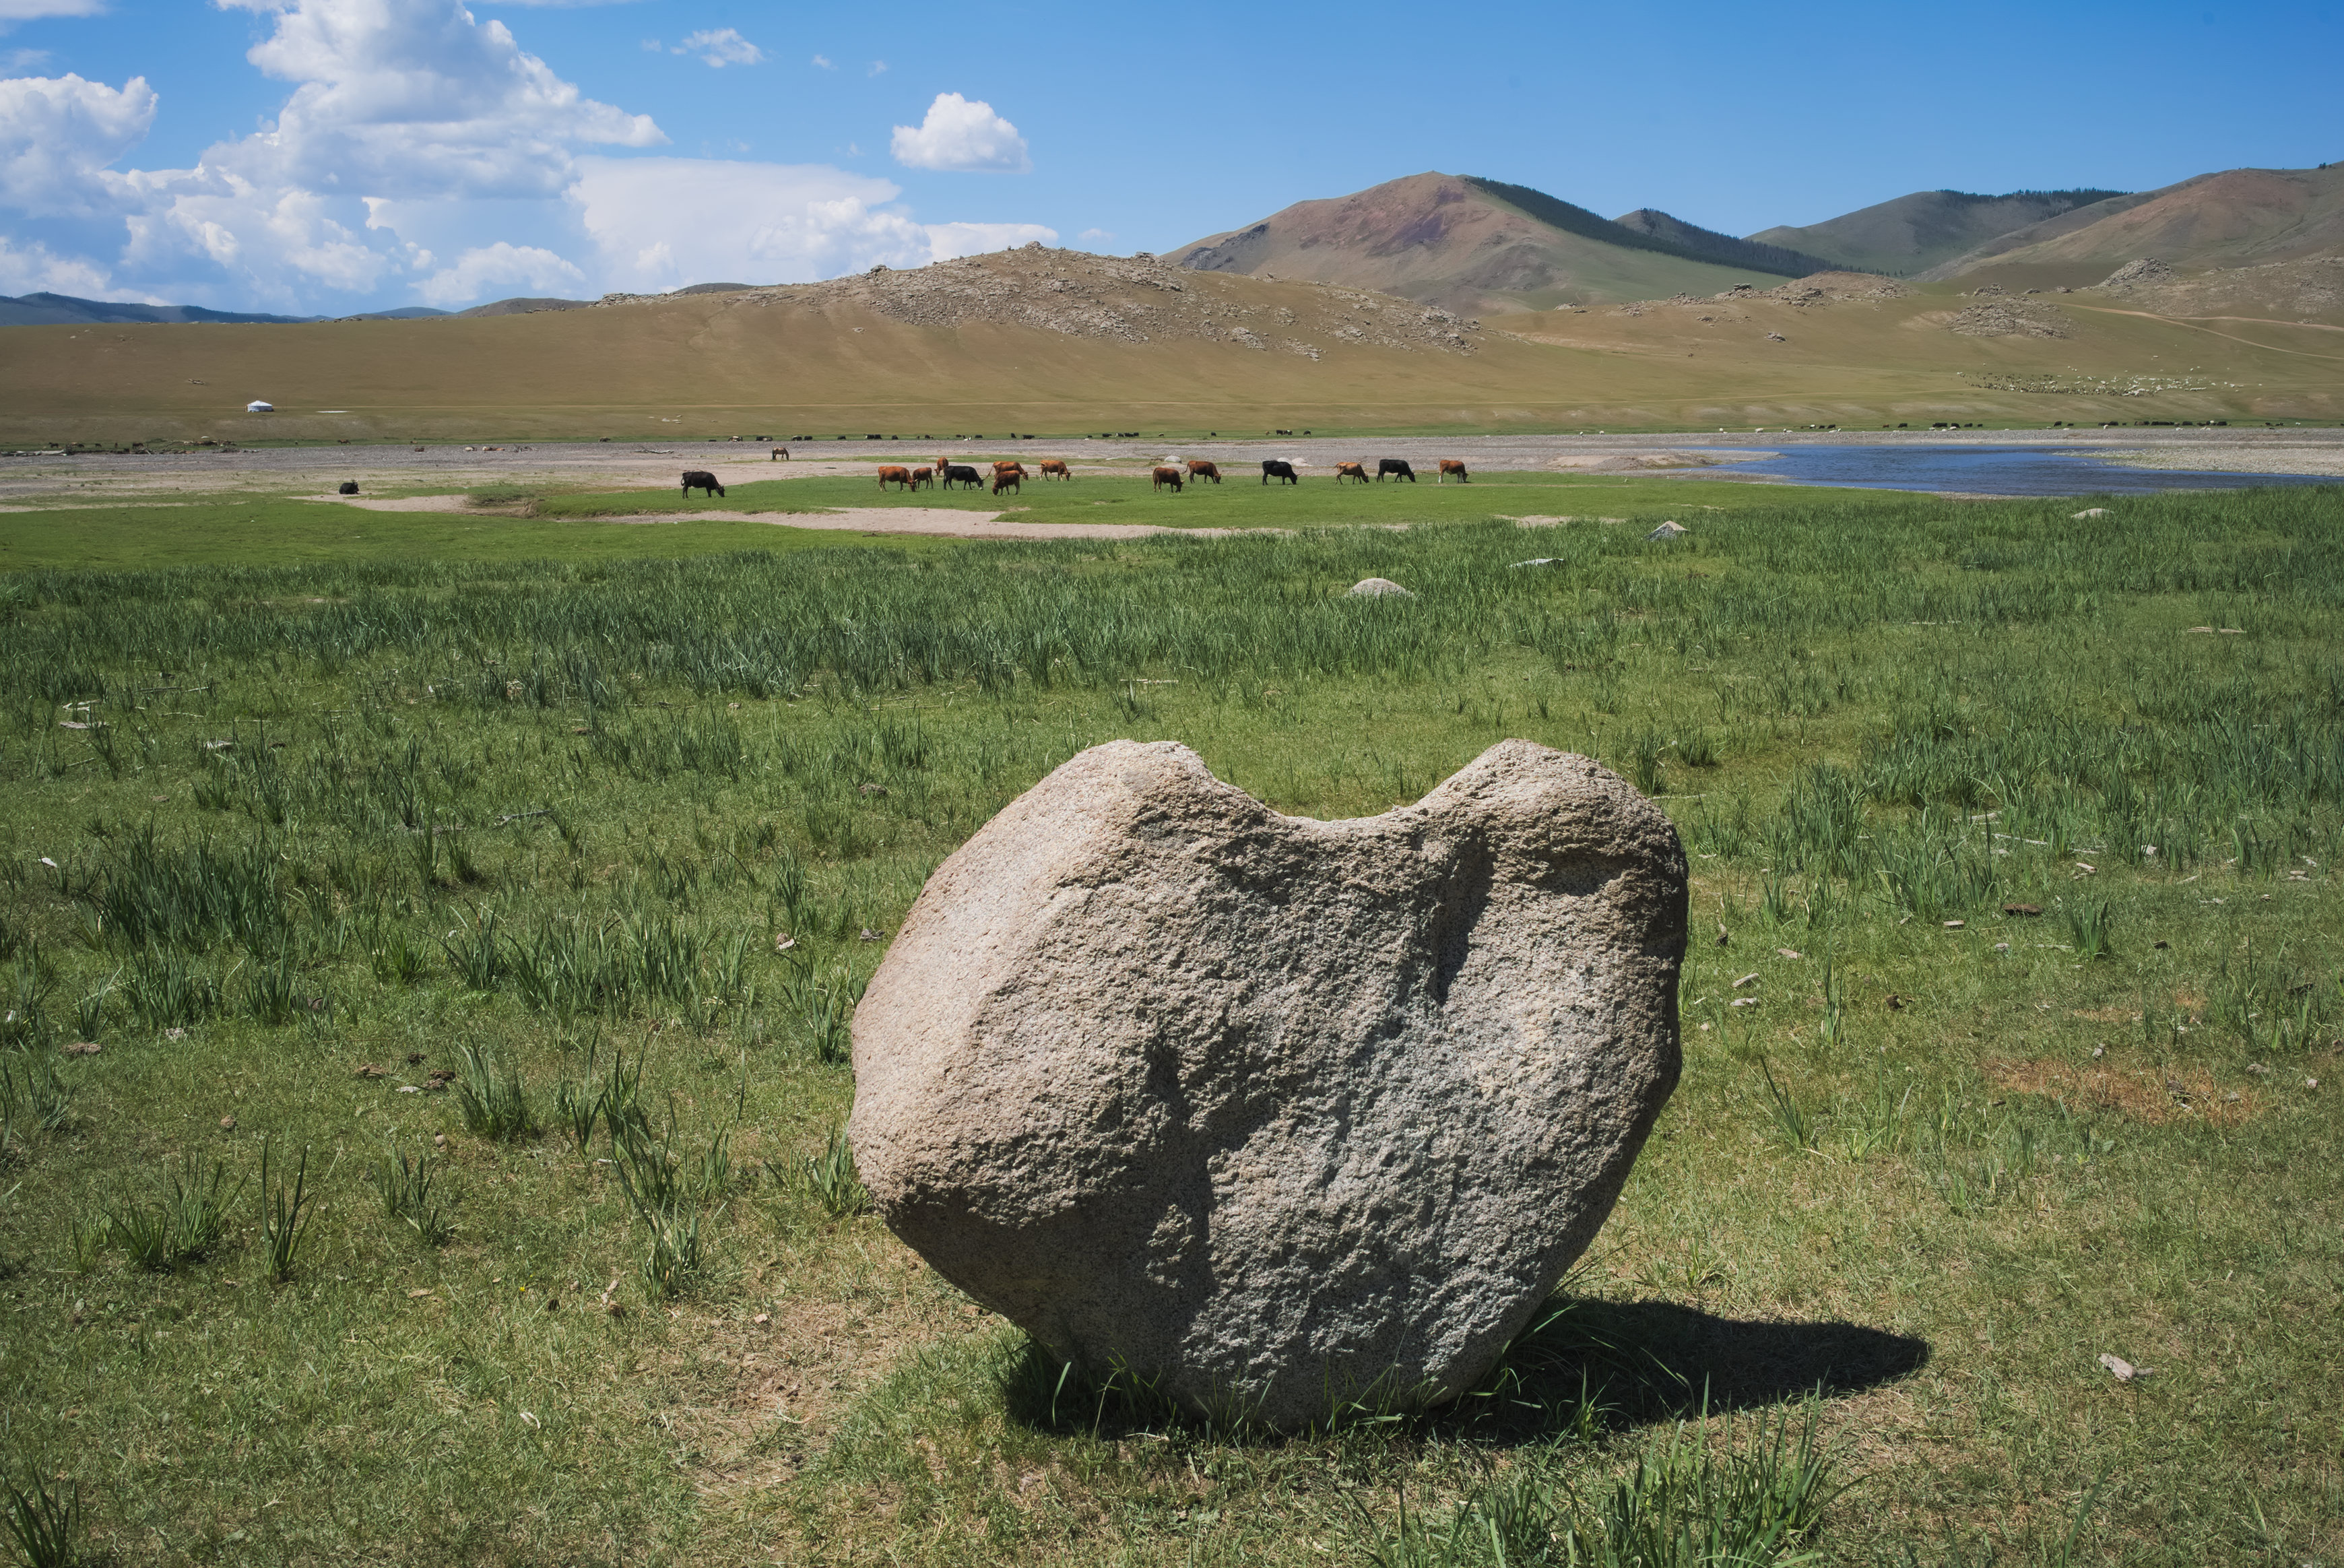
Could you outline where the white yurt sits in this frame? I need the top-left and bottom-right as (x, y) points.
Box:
(246, 400), (273, 413)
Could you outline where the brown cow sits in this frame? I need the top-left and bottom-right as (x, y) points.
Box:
(1185, 459), (1223, 484)
(1333, 461), (1369, 484)
(1438, 459), (1469, 484)
(1150, 466), (1185, 492)
(769, 446), (789, 461)
(993, 460), (1029, 481)
(910, 466), (934, 489)
(1038, 459), (1072, 480)
(991, 468), (1022, 495)
(877, 465), (914, 492)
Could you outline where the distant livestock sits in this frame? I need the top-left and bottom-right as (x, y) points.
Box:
(942, 463), (984, 489)
(770, 446), (789, 461)
(1039, 459), (1072, 480)
(1376, 459), (1417, 483)
(682, 469), (725, 498)
(1185, 459), (1223, 484)
(993, 468), (1023, 495)
(1333, 461), (1369, 484)
(1151, 466), (1185, 492)
(1438, 459), (1469, 484)
(878, 465), (915, 492)
(1260, 459), (1299, 485)
(337, 480), (358, 495)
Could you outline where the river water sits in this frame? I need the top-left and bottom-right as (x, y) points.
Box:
(1702, 444), (2341, 496)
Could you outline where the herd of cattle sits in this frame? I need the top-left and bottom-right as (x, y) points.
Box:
(682, 456), (1472, 498)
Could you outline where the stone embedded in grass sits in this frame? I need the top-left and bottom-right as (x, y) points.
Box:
(1647, 521), (1689, 540)
(850, 738), (1687, 1430)
(1347, 577), (1414, 597)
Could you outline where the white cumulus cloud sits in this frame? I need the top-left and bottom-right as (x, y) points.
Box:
(220, 0), (664, 200)
(0, 72), (156, 216)
(674, 28), (761, 67)
(569, 156), (1052, 292)
(890, 92), (1029, 173)
(418, 239), (585, 305)
(810, 53), (833, 69)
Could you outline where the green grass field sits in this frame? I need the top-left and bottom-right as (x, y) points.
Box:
(1, 485), (2339, 1566)
(0, 470), (1850, 574)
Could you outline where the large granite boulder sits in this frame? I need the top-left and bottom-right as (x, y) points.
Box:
(849, 739), (1686, 1429)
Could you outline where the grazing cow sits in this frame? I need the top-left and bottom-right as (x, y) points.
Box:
(993, 460), (1029, 481)
(878, 465), (914, 492)
(1375, 459), (1417, 483)
(682, 469), (725, 498)
(1438, 459), (1469, 484)
(1260, 459), (1299, 485)
(770, 446), (789, 461)
(1151, 466), (1185, 492)
(1333, 461), (1369, 484)
(992, 468), (1023, 495)
(942, 463), (983, 490)
(911, 466), (935, 490)
(1185, 459), (1223, 484)
(1038, 459), (1072, 480)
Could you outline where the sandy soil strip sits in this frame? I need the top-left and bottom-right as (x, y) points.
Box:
(325, 492), (1247, 540)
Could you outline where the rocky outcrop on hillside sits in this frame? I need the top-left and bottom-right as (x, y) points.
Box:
(2087, 255), (2343, 322)
(595, 247), (1490, 356)
(1949, 298), (2072, 337)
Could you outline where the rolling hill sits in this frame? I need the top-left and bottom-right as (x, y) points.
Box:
(1918, 164), (2344, 287)
(1170, 173), (1829, 313)
(2, 243), (2336, 446)
(1747, 189), (2130, 278)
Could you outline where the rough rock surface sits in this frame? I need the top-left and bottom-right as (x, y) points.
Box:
(597, 247), (1487, 358)
(849, 739), (1687, 1429)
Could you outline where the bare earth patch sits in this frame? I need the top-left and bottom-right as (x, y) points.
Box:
(1986, 1058), (2258, 1125)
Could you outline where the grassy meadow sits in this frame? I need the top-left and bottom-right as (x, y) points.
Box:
(0, 484), (2339, 1566)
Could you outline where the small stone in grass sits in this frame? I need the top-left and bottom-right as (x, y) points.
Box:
(753, 1312), (772, 1326)
(2097, 1352), (2149, 1381)
(62, 1041), (100, 1055)
(1776, 948), (1802, 960)
(219, 1115), (236, 1130)
(1732, 973), (1759, 989)
(1993, 942), (2010, 952)
(1943, 919), (1964, 929)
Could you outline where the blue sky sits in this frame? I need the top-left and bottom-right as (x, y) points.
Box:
(1, 0), (2336, 312)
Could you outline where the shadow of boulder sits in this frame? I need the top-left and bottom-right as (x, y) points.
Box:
(1462, 1296), (1930, 1435)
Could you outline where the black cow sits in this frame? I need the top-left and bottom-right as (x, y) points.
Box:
(1260, 459), (1299, 485)
(336, 480), (358, 495)
(682, 469), (725, 498)
(941, 463), (984, 490)
(1375, 459), (1416, 483)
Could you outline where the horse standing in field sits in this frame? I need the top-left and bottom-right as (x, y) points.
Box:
(682, 469), (725, 498)
(770, 447), (789, 461)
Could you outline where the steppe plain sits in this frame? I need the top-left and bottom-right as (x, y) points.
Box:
(1, 408), (2339, 1568)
